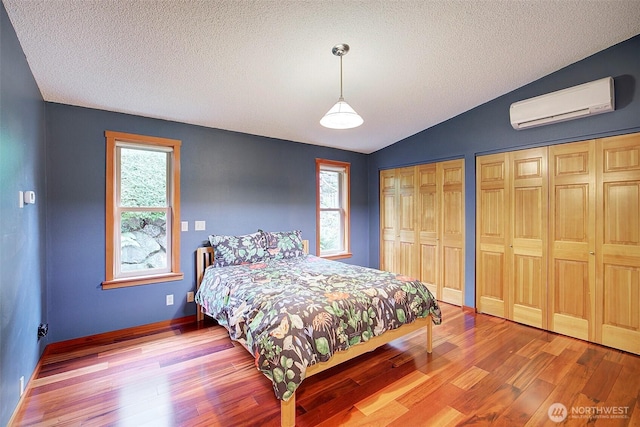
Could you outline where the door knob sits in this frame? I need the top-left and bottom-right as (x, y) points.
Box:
(589, 251), (595, 255)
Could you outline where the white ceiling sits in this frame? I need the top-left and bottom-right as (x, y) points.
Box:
(4, 1), (640, 154)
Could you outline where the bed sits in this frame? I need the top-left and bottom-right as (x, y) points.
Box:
(194, 231), (442, 426)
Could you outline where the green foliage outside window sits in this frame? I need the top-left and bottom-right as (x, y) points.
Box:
(319, 170), (341, 252)
(118, 147), (169, 271)
(120, 148), (167, 231)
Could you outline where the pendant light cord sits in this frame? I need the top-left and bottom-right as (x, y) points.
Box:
(339, 55), (344, 99)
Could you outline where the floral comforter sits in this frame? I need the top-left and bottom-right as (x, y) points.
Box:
(195, 254), (442, 401)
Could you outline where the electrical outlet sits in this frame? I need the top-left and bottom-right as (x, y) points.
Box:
(187, 291), (194, 303)
(20, 376), (24, 397)
(166, 294), (174, 306)
(38, 323), (48, 339)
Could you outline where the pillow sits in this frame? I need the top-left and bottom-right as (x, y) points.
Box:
(259, 230), (304, 260)
(208, 232), (268, 267)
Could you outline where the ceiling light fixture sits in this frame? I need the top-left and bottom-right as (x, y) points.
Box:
(320, 43), (363, 130)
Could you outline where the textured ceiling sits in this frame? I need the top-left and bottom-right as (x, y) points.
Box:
(3, 0), (640, 153)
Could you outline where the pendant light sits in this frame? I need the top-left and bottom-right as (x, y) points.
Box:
(320, 44), (363, 129)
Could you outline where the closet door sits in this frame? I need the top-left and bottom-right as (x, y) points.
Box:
(379, 167), (418, 277)
(477, 149), (547, 326)
(382, 160), (464, 305)
(510, 148), (548, 329)
(397, 166), (418, 277)
(417, 164), (440, 298)
(596, 134), (640, 354)
(476, 153), (510, 318)
(549, 141), (596, 341)
(380, 169), (398, 273)
(441, 160), (465, 306)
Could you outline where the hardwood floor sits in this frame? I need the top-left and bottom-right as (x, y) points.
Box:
(11, 303), (640, 426)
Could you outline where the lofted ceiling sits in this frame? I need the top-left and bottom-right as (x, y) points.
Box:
(3, 0), (640, 154)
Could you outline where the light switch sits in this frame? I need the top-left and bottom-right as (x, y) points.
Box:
(195, 221), (206, 231)
(181, 221), (188, 232)
(24, 191), (36, 204)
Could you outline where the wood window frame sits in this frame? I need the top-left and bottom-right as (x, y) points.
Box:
(316, 158), (351, 259)
(103, 131), (183, 289)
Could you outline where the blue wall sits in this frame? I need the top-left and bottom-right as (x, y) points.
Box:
(368, 35), (640, 308)
(44, 103), (369, 343)
(0, 3), (48, 426)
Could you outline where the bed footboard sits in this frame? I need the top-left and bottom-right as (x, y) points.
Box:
(280, 314), (434, 426)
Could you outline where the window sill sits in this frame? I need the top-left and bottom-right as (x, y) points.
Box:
(102, 272), (184, 290)
(321, 252), (352, 260)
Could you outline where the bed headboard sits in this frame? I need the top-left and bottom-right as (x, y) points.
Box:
(195, 239), (310, 282)
(195, 246), (215, 289)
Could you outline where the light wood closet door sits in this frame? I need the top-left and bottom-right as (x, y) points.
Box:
(477, 148), (547, 326)
(441, 160), (465, 305)
(381, 160), (465, 306)
(398, 167), (418, 277)
(417, 164), (440, 298)
(477, 154), (510, 318)
(549, 140), (596, 341)
(596, 133), (640, 354)
(510, 148), (548, 329)
(379, 167), (418, 277)
(476, 133), (639, 354)
(380, 169), (398, 273)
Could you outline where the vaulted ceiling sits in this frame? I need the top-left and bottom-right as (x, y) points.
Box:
(4, 0), (640, 153)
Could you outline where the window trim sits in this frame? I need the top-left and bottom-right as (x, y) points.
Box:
(316, 158), (351, 259)
(103, 131), (183, 289)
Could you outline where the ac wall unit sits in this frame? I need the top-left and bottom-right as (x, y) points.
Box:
(510, 77), (614, 130)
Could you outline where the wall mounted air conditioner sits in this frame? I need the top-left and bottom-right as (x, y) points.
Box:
(510, 77), (614, 130)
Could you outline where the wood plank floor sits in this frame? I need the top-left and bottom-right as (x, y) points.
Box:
(11, 303), (640, 426)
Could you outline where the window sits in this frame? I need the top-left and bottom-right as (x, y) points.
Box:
(316, 159), (351, 259)
(103, 131), (183, 289)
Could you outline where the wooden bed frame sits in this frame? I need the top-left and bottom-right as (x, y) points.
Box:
(195, 241), (434, 427)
